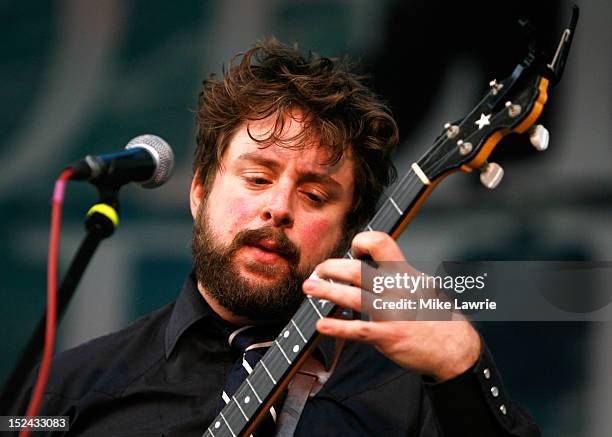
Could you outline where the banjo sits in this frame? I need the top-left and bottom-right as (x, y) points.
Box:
(204, 8), (579, 437)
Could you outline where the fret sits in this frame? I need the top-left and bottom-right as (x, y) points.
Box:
(220, 412), (236, 437)
(307, 297), (324, 319)
(388, 196), (403, 215)
(246, 378), (262, 403)
(226, 402), (247, 437)
(346, 251), (353, 259)
(260, 359), (277, 384)
(366, 224), (374, 231)
(294, 301), (321, 339)
(282, 325), (305, 346)
(278, 326), (305, 362)
(207, 426), (215, 436)
(290, 319), (307, 342)
(233, 379), (262, 419)
(394, 173), (425, 207)
(266, 342), (289, 386)
(247, 366), (274, 420)
(275, 340), (291, 364)
(233, 395), (248, 421)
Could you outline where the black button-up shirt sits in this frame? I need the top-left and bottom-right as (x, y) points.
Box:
(14, 274), (540, 436)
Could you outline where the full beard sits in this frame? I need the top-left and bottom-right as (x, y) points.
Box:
(192, 206), (319, 323)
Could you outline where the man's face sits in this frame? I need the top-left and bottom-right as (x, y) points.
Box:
(191, 112), (355, 322)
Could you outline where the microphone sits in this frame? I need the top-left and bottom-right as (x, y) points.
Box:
(69, 134), (174, 188)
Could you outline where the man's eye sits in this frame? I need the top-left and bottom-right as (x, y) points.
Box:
(305, 192), (324, 204)
(247, 177), (270, 185)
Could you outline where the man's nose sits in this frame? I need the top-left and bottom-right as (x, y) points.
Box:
(260, 186), (294, 228)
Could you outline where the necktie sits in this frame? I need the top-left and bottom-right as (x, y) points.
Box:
(217, 324), (282, 436)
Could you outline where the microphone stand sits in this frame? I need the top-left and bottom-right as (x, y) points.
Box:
(0, 185), (121, 414)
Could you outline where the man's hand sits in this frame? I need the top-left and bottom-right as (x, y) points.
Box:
(303, 231), (482, 382)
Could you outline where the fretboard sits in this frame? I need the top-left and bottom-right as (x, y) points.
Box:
(203, 166), (429, 437)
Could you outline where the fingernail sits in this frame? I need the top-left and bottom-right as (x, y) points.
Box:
(303, 279), (317, 291)
(309, 270), (322, 281)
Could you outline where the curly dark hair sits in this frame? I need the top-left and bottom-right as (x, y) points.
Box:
(194, 38), (398, 235)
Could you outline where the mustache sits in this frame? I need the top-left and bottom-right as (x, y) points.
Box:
(231, 227), (300, 265)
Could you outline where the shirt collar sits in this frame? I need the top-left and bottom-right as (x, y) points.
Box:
(165, 273), (335, 369)
(165, 273), (215, 358)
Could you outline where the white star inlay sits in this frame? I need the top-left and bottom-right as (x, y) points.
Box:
(475, 113), (491, 130)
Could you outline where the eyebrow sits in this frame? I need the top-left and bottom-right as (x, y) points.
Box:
(236, 152), (344, 192)
(236, 152), (282, 172)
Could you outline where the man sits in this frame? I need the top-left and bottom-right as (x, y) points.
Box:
(16, 39), (540, 436)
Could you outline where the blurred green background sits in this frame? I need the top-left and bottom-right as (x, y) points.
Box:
(1, 1), (610, 435)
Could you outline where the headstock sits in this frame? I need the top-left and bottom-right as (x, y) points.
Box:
(416, 6), (579, 189)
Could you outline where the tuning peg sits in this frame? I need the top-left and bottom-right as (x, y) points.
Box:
(489, 79), (504, 95)
(529, 124), (549, 151)
(457, 139), (473, 156)
(479, 162), (504, 189)
(444, 122), (460, 139)
(505, 101), (522, 118)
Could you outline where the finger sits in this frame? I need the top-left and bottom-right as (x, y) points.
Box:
(303, 278), (362, 312)
(351, 231), (406, 262)
(314, 256), (401, 294)
(316, 318), (384, 344)
(314, 258), (362, 285)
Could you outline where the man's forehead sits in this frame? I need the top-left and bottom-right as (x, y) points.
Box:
(225, 122), (354, 177)
(236, 143), (351, 173)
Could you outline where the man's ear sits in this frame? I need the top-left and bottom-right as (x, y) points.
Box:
(190, 173), (205, 219)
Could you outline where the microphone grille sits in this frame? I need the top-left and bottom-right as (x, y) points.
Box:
(126, 134), (174, 188)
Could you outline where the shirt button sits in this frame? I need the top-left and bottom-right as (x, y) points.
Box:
(500, 404), (507, 415)
(491, 386), (500, 397)
(483, 368), (491, 379)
